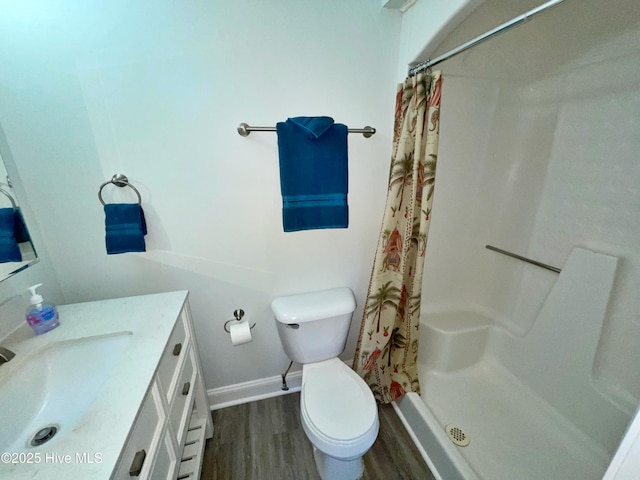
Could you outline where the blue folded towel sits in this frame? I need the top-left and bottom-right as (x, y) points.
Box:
(104, 203), (147, 254)
(0, 208), (21, 263)
(13, 208), (30, 243)
(276, 116), (348, 232)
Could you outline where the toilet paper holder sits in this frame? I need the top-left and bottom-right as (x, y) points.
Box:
(223, 309), (256, 333)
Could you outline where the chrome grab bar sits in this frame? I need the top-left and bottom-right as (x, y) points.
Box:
(485, 245), (561, 273)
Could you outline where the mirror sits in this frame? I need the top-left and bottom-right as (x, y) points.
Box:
(0, 148), (38, 281)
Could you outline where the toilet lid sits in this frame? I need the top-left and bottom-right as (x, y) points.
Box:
(302, 362), (377, 441)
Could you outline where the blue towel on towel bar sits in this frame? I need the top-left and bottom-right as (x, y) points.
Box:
(276, 116), (348, 232)
(0, 208), (21, 263)
(104, 203), (147, 254)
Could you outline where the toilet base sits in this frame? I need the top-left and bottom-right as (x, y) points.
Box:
(313, 446), (364, 480)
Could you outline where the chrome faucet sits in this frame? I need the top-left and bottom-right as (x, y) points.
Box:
(0, 346), (15, 364)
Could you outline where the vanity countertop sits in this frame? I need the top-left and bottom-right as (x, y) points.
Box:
(0, 290), (190, 480)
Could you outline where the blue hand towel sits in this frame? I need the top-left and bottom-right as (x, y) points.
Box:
(104, 203), (147, 254)
(13, 208), (30, 243)
(276, 116), (348, 232)
(0, 208), (21, 263)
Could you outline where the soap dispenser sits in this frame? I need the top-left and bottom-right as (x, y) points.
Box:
(25, 283), (59, 335)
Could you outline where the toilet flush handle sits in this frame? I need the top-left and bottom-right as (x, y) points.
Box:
(286, 323), (300, 329)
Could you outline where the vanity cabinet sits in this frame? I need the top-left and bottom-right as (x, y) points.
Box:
(114, 300), (213, 480)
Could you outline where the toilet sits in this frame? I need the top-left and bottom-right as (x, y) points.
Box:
(271, 287), (379, 480)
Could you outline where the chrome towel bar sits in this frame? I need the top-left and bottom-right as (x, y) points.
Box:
(237, 122), (376, 138)
(485, 245), (561, 273)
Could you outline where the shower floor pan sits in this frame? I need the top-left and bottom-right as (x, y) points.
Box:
(394, 357), (611, 480)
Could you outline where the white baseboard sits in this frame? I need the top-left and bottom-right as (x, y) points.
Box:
(208, 371), (303, 410)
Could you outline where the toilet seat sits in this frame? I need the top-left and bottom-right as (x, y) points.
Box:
(301, 358), (379, 460)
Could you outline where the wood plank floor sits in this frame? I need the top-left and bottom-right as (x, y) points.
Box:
(200, 392), (435, 480)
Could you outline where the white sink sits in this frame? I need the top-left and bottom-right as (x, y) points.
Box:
(0, 332), (132, 452)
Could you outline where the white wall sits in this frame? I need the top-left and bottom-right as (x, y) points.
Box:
(0, 1), (402, 389)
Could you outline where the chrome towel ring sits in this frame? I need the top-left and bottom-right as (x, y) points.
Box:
(98, 174), (142, 206)
(0, 187), (16, 209)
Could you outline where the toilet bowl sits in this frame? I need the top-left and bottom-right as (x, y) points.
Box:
(271, 287), (380, 480)
(301, 358), (379, 480)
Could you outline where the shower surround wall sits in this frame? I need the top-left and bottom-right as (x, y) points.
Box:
(0, 1), (402, 398)
(393, 0), (640, 478)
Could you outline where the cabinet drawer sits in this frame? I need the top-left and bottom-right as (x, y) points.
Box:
(169, 347), (196, 446)
(113, 382), (164, 480)
(157, 311), (190, 401)
(148, 429), (177, 480)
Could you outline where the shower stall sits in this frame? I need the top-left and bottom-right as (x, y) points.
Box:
(393, 0), (640, 478)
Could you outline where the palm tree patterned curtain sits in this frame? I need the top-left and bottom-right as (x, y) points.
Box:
(353, 72), (442, 404)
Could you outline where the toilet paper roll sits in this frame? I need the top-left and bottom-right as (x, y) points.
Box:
(229, 320), (252, 346)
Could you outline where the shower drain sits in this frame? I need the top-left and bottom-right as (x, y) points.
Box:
(445, 424), (470, 447)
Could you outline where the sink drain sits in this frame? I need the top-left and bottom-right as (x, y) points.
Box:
(445, 424), (470, 447)
(30, 425), (58, 447)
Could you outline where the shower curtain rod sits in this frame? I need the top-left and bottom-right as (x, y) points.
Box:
(408, 0), (565, 77)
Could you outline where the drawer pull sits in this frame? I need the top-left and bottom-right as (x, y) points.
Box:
(129, 449), (146, 477)
(182, 381), (191, 396)
(172, 343), (182, 356)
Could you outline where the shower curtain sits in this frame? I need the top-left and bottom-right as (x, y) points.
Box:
(353, 71), (442, 404)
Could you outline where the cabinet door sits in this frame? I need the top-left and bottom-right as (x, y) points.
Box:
(113, 382), (164, 480)
(148, 429), (177, 480)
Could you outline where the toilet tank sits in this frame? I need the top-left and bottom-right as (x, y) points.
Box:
(271, 287), (356, 364)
